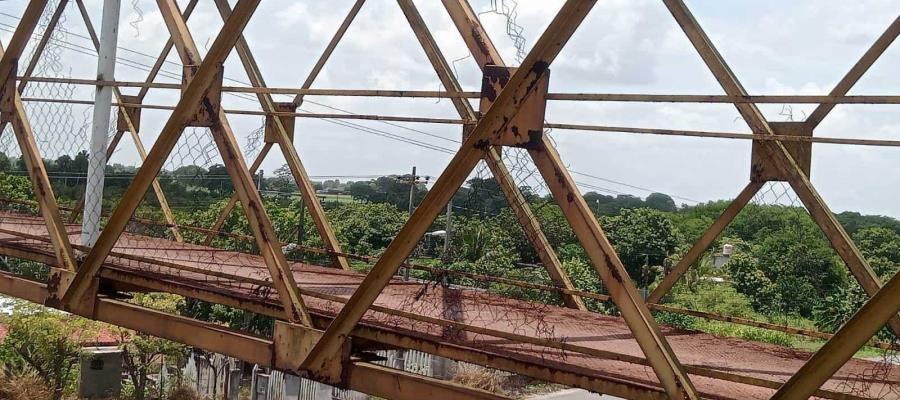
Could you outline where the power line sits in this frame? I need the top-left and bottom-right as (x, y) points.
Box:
(0, 8), (698, 204)
(570, 170), (700, 204)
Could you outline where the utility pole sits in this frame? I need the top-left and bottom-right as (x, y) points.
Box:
(443, 199), (452, 261)
(408, 165), (417, 214)
(257, 169), (264, 192)
(297, 195), (305, 245)
(83, 0), (122, 247)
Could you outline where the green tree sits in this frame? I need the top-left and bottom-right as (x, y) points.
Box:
(836, 211), (900, 235)
(0, 152), (12, 172)
(726, 220), (845, 317)
(645, 193), (677, 212)
(115, 294), (187, 400)
(325, 202), (407, 256)
(601, 208), (681, 286)
(0, 300), (99, 399)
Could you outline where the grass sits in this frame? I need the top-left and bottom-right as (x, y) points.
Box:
(658, 281), (891, 357)
(318, 194), (355, 203)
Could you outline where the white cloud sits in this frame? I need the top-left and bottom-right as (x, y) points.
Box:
(4, 0), (900, 216)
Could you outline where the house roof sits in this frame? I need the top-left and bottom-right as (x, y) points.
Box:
(0, 322), (121, 347)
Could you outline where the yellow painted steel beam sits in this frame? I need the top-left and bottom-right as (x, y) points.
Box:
(647, 181), (762, 303)
(772, 270), (900, 399)
(212, 0), (351, 270)
(301, 0), (596, 381)
(663, 0), (900, 338)
(150, 0), (311, 325)
(396, 0), (585, 310)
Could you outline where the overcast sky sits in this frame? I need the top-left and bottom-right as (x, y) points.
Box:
(2, 0), (900, 217)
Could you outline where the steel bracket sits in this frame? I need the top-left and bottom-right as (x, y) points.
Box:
(264, 102), (296, 144)
(274, 320), (350, 385)
(51, 272), (98, 317)
(479, 65), (549, 147)
(751, 121), (813, 182)
(182, 64), (224, 127)
(116, 95), (143, 133)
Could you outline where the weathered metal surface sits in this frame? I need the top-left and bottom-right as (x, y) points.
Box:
(751, 122), (813, 182)
(2, 0), (898, 398)
(0, 215), (894, 400)
(264, 102), (296, 143)
(181, 64), (224, 128)
(115, 95), (142, 133)
(479, 65), (550, 147)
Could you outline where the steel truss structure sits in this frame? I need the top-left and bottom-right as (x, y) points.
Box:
(0, 1), (897, 399)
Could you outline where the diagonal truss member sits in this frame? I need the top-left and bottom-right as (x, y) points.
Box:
(61, 0), (313, 327)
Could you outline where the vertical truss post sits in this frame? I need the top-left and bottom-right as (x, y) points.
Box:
(647, 181), (762, 303)
(68, 0), (185, 242)
(772, 270), (900, 399)
(82, 0), (121, 247)
(528, 137), (698, 399)
(395, 0), (585, 310)
(61, 0), (316, 327)
(133, 0), (200, 102)
(0, 0), (68, 147)
(301, 0), (596, 381)
(202, 0), (366, 260)
(442, 1), (697, 396)
(153, 0), (310, 325)
(211, 0), (351, 270)
(0, 2), (78, 278)
(663, 0), (900, 338)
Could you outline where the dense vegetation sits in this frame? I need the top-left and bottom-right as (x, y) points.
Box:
(0, 156), (898, 396)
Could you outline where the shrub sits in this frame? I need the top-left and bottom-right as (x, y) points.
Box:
(0, 367), (54, 400)
(167, 385), (200, 400)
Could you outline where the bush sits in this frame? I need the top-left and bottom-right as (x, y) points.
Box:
(452, 364), (507, 394)
(0, 367), (53, 400)
(167, 385), (200, 400)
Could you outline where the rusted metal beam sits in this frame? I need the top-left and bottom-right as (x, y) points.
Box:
(150, 0), (311, 325)
(527, 137), (698, 400)
(6, 105), (78, 274)
(59, 0), (308, 320)
(0, 267), (513, 400)
(396, 0), (585, 310)
(211, 0), (350, 270)
(0, 31), (78, 279)
(663, 0), (900, 338)
(805, 15), (900, 128)
(772, 270), (900, 399)
(132, 0), (199, 101)
(105, 301), (515, 400)
(444, 1), (697, 397)
(203, 0), (363, 251)
(68, 0), (184, 242)
(6, 215), (893, 352)
(301, 0), (596, 381)
(0, 1), (48, 93)
(441, 0), (503, 70)
(647, 181), (762, 303)
(0, 229), (868, 400)
(27, 75), (900, 104)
